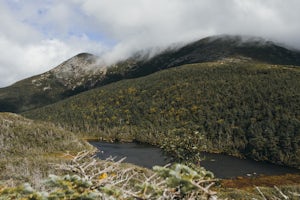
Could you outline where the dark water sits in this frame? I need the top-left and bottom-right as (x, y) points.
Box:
(90, 141), (300, 178)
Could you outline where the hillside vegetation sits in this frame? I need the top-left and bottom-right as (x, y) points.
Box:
(0, 75), (67, 113)
(0, 112), (91, 185)
(0, 53), (104, 113)
(24, 60), (300, 168)
(1, 150), (300, 199)
(2, 35), (300, 113)
(110, 35), (300, 79)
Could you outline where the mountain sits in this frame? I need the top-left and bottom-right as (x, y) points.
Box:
(24, 60), (300, 168)
(0, 53), (105, 112)
(114, 35), (300, 78)
(48, 53), (103, 90)
(98, 35), (300, 87)
(1, 35), (300, 113)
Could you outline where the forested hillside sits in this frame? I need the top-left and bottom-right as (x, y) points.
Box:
(0, 112), (91, 185)
(24, 60), (300, 168)
(2, 35), (300, 113)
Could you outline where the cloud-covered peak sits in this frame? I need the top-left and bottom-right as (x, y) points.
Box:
(1, 0), (300, 87)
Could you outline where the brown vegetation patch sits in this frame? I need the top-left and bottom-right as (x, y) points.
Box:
(221, 174), (300, 189)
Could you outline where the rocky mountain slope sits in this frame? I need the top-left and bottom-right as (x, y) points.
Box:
(1, 35), (300, 113)
(0, 53), (105, 112)
(46, 53), (104, 90)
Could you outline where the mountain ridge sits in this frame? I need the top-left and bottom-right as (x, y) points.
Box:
(0, 53), (106, 112)
(1, 35), (300, 113)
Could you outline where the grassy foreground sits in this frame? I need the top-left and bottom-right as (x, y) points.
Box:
(0, 112), (92, 187)
(0, 113), (299, 199)
(0, 150), (300, 199)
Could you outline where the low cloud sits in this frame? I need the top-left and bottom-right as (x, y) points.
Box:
(0, 35), (105, 87)
(1, 0), (300, 86)
(78, 0), (300, 59)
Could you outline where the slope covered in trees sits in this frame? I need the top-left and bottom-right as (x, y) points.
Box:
(0, 112), (91, 185)
(2, 35), (300, 113)
(24, 60), (300, 168)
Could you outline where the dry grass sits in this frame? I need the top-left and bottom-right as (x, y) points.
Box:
(221, 174), (300, 190)
(0, 113), (93, 187)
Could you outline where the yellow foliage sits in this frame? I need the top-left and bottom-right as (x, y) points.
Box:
(98, 173), (108, 180)
(149, 107), (157, 113)
(191, 105), (198, 112)
(217, 119), (225, 124)
(127, 87), (137, 94)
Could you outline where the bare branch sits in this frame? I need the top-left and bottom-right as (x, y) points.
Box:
(255, 186), (267, 200)
(274, 186), (289, 199)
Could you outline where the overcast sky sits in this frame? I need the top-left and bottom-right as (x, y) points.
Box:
(0, 0), (300, 87)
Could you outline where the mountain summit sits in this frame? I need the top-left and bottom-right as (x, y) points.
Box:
(1, 35), (300, 113)
(120, 35), (300, 77)
(34, 52), (105, 90)
(0, 53), (105, 112)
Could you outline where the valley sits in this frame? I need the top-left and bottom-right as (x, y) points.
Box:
(1, 35), (300, 199)
(24, 60), (300, 169)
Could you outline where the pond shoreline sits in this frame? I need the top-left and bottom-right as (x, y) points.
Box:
(85, 138), (299, 169)
(88, 141), (300, 179)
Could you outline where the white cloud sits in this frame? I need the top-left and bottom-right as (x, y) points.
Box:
(1, 0), (300, 87)
(0, 2), (42, 44)
(76, 0), (300, 61)
(0, 35), (104, 86)
(0, 0), (105, 87)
